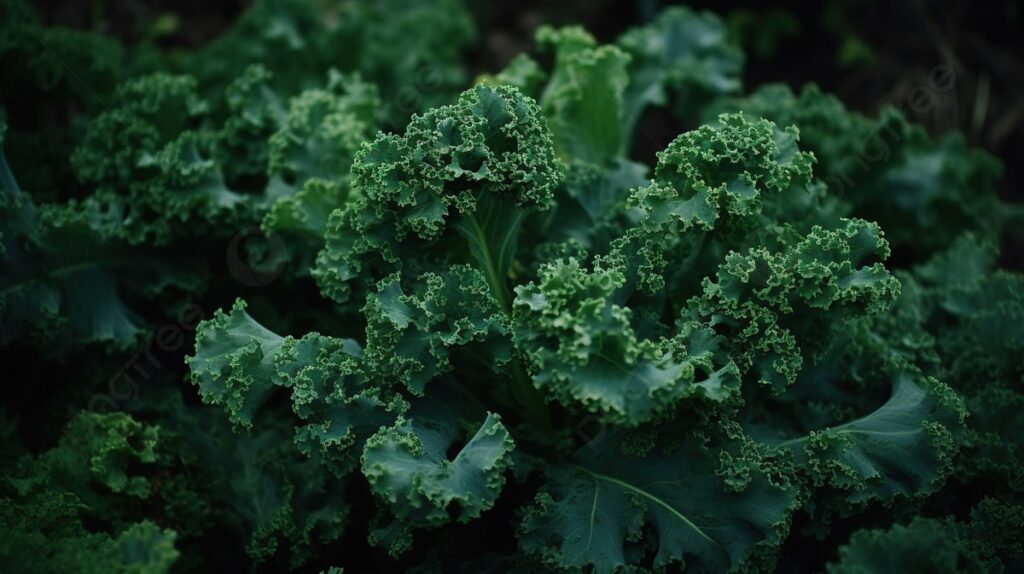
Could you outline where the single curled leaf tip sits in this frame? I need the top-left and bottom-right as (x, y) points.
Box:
(362, 407), (515, 555)
(536, 25), (632, 164)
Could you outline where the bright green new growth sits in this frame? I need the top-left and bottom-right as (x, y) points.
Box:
(314, 83), (564, 310)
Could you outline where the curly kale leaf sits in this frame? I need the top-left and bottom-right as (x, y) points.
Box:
(364, 265), (512, 395)
(162, 399), (350, 569)
(494, 7), (743, 155)
(314, 83), (564, 309)
(258, 72), (382, 276)
(216, 64), (287, 182)
(828, 500), (1024, 574)
(342, 0), (476, 126)
(536, 25), (631, 165)
(771, 369), (966, 522)
(6, 412), (159, 504)
(878, 235), (1024, 494)
(185, 0), (473, 128)
(72, 73), (248, 245)
(513, 114), (898, 424)
(708, 83), (1008, 258)
(187, 299), (403, 476)
(616, 112), (826, 301)
(693, 219), (900, 391)
(363, 392), (514, 555)
(0, 412), (180, 573)
(267, 73), (379, 190)
(0, 496), (179, 574)
(513, 257), (740, 426)
(634, 112), (815, 234)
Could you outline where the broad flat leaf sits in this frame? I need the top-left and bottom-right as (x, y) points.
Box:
(520, 430), (795, 573)
(537, 26), (630, 165)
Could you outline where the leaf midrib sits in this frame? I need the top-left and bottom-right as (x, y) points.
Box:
(461, 211), (510, 314)
(574, 465), (722, 549)
(776, 427), (921, 450)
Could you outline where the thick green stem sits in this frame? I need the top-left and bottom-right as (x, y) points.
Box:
(0, 149), (21, 195)
(510, 359), (552, 434)
(458, 209), (552, 432)
(460, 210), (514, 314)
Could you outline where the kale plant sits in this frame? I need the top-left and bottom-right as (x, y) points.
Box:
(1, 1), (1021, 572)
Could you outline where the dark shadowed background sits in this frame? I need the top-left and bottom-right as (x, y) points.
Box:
(28, 0), (1024, 265)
